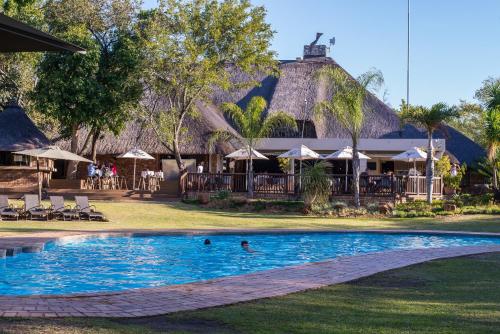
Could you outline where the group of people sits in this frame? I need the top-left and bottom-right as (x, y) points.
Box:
(203, 239), (256, 253)
(87, 161), (118, 178)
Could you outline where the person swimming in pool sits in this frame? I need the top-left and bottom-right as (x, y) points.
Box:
(241, 240), (256, 253)
(204, 239), (211, 245)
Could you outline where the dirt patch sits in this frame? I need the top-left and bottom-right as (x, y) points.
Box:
(116, 316), (240, 334)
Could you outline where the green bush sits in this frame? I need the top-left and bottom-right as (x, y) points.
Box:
(395, 200), (431, 212)
(365, 202), (380, 214)
(212, 190), (230, 200)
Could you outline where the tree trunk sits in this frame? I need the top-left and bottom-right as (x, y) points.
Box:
(66, 124), (79, 180)
(352, 141), (361, 208)
(488, 145), (498, 189)
(493, 163), (498, 190)
(173, 139), (185, 174)
(90, 129), (101, 163)
(248, 154), (254, 198)
(426, 132), (435, 204)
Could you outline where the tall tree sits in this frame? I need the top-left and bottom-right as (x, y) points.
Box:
(139, 0), (277, 173)
(483, 107), (500, 188)
(315, 66), (384, 208)
(34, 0), (143, 177)
(0, 0), (44, 109)
(474, 77), (500, 188)
(400, 103), (458, 204)
(210, 96), (296, 197)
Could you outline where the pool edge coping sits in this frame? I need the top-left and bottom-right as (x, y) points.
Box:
(0, 244), (498, 318)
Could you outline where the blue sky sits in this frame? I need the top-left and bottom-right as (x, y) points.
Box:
(143, 0), (500, 108)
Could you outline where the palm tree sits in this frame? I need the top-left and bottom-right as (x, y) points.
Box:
(315, 66), (383, 208)
(484, 107), (500, 188)
(400, 103), (458, 203)
(210, 96), (296, 197)
(475, 78), (500, 189)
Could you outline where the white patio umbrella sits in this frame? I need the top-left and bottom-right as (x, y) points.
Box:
(323, 146), (371, 192)
(15, 146), (92, 202)
(225, 147), (268, 160)
(278, 145), (320, 187)
(117, 148), (155, 190)
(391, 147), (437, 175)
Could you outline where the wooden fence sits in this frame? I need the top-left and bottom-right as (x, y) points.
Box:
(181, 173), (443, 198)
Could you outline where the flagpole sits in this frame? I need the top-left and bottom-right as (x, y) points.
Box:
(406, 0), (410, 107)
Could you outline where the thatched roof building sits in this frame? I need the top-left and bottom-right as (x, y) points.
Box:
(0, 102), (50, 151)
(57, 48), (484, 166)
(57, 100), (239, 156)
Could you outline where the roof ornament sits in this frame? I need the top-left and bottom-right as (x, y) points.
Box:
(303, 33), (332, 59)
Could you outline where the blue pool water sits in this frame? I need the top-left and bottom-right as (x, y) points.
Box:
(0, 232), (499, 295)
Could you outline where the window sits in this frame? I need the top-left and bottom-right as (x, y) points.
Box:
(0, 152), (30, 166)
(367, 161), (377, 171)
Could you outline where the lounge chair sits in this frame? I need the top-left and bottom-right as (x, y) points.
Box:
(0, 195), (20, 221)
(74, 196), (106, 221)
(24, 194), (49, 221)
(49, 196), (79, 221)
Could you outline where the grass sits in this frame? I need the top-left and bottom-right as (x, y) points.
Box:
(0, 200), (499, 236)
(0, 252), (498, 333)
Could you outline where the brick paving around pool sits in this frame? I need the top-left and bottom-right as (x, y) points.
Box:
(0, 229), (499, 318)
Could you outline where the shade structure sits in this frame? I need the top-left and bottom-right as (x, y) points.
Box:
(15, 146), (91, 202)
(391, 147), (437, 162)
(277, 144), (320, 160)
(323, 146), (371, 160)
(0, 13), (85, 53)
(278, 145), (320, 189)
(391, 147), (437, 176)
(323, 146), (370, 192)
(225, 147), (268, 160)
(117, 148), (155, 190)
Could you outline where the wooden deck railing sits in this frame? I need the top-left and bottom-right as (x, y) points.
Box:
(181, 173), (443, 197)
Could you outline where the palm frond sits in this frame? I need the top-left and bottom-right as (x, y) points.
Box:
(259, 111), (297, 138)
(207, 128), (241, 153)
(221, 102), (245, 134)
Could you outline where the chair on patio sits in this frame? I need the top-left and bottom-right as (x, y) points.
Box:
(0, 195), (20, 221)
(74, 196), (106, 221)
(49, 196), (79, 221)
(23, 194), (49, 221)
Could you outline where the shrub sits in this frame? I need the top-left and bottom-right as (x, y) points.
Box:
(331, 201), (348, 212)
(395, 200), (431, 212)
(365, 202), (380, 214)
(212, 190), (230, 200)
(302, 161), (331, 209)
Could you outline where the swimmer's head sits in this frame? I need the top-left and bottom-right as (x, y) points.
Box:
(204, 239), (211, 245)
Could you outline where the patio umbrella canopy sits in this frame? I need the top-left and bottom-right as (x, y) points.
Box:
(15, 146), (91, 202)
(0, 13), (85, 53)
(277, 144), (320, 160)
(323, 146), (371, 192)
(117, 148), (155, 190)
(278, 145), (320, 187)
(225, 147), (268, 160)
(391, 147), (437, 175)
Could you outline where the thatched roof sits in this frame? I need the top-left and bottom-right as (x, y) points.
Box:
(56, 100), (239, 156)
(0, 102), (50, 151)
(56, 57), (485, 165)
(209, 57), (485, 165)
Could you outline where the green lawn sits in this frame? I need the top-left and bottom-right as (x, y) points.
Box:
(0, 201), (498, 333)
(0, 253), (498, 333)
(0, 201), (499, 236)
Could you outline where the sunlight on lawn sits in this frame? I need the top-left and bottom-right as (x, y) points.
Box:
(0, 201), (499, 236)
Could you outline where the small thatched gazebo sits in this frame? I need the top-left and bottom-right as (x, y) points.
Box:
(0, 102), (51, 189)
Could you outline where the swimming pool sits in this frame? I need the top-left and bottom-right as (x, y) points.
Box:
(1, 232), (499, 295)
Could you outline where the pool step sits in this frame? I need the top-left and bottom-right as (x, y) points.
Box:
(0, 243), (45, 258)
